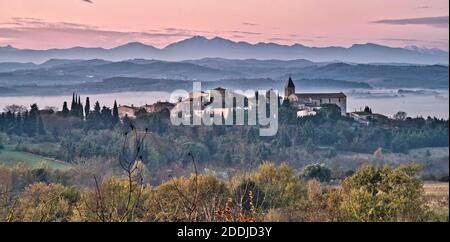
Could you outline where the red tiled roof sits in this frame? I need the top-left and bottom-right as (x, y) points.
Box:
(295, 92), (346, 99)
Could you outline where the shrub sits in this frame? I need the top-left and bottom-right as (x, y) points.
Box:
(177, 142), (209, 164)
(233, 180), (266, 212)
(251, 162), (306, 208)
(300, 163), (332, 182)
(10, 183), (77, 222)
(339, 164), (427, 222)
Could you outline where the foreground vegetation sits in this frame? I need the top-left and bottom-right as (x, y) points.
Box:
(0, 162), (447, 222)
(0, 99), (448, 222)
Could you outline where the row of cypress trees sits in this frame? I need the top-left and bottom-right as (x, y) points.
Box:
(62, 93), (119, 124)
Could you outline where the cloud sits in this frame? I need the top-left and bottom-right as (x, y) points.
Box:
(267, 37), (314, 43)
(415, 6), (431, 9)
(242, 22), (258, 26)
(379, 38), (448, 48)
(372, 16), (449, 28)
(0, 18), (197, 48)
(231, 34), (245, 39)
(0, 18), (265, 49)
(380, 38), (421, 42)
(229, 30), (260, 35)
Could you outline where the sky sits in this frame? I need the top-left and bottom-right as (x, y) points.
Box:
(0, 0), (448, 50)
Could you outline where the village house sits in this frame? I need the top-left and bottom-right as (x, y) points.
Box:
(117, 105), (139, 119)
(350, 111), (389, 125)
(118, 101), (175, 119)
(284, 77), (347, 117)
(171, 87), (249, 123)
(142, 101), (176, 113)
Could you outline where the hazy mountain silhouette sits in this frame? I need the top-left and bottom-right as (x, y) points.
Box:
(0, 58), (447, 89)
(0, 36), (447, 64)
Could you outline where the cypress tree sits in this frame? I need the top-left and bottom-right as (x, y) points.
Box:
(70, 93), (76, 116)
(78, 96), (84, 118)
(62, 101), (69, 117)
(24, 104), (39, 136)
(28, 104), (39, 136)
(94, 101), (101, 113)
(112, 100), (119, 125)
(85, 97), (90, 119)
(92, 101), (101, 127)
(14, 112), (23, 134)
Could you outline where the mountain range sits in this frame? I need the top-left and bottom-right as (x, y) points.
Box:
(0, 36), (448, 65)
(0, 58), (447, 92)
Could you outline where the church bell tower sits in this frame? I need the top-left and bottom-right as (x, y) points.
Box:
(285, 76), (295, 99)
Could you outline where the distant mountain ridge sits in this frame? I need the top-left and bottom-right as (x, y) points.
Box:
(0, 36), (448, 65)
(0, 58), (447, 89)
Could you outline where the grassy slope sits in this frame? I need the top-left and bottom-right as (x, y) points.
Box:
(0, 146), (73, 171)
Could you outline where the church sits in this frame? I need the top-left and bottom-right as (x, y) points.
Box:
(284, 77), (347, 117)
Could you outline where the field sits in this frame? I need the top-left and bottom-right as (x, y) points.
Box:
(0, 146), (73, 171)
(424, 182), (449, 219)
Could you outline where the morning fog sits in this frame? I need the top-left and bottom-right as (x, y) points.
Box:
(169, 82), (278, 136)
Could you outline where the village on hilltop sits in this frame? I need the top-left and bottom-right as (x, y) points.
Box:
(117, 77), (388, 124)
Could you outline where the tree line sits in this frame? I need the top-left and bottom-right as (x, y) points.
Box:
(0, 97), (448, 183)
(0, 93), (120, 134)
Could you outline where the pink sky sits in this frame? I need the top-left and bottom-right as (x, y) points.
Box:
(0, 0), (448, 50)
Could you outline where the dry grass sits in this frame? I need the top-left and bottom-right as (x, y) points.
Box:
(424, 182), (449, 206)
(423, 182), (449, 219)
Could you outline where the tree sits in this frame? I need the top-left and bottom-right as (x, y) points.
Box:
(84, 97), (90, 119)
(177, 142), (209, 164)
(0, 132), (6, 150)
(62, 101), (69, 117)
(25, 104), (40, 136)
(84, 101), (102, 129)
(94, 101), (101, 113)
(318, 104), (341, 120)
(101, 106), (112, 128)
(223, 151), (233, 166)
(339, 164), (427, 222)
(3, 104), (27, 114)
(77, 96), (84, 118)
(250, 162), (305, 208)
(394, 111), (407, 121)
(145, 175), (229, 222)
(70, 93), (77, 116)
(300, 163), (332, 182)
(233, 180), (266, 212)
(9, 183), (79, 222)
(112, 100), (119, 125)
(12, 111), (23, 134)
(37, 116), (45, 135)
(73, 127), (149, 222)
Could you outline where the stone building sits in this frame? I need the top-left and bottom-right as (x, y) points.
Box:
(284, 77), (347, 116)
